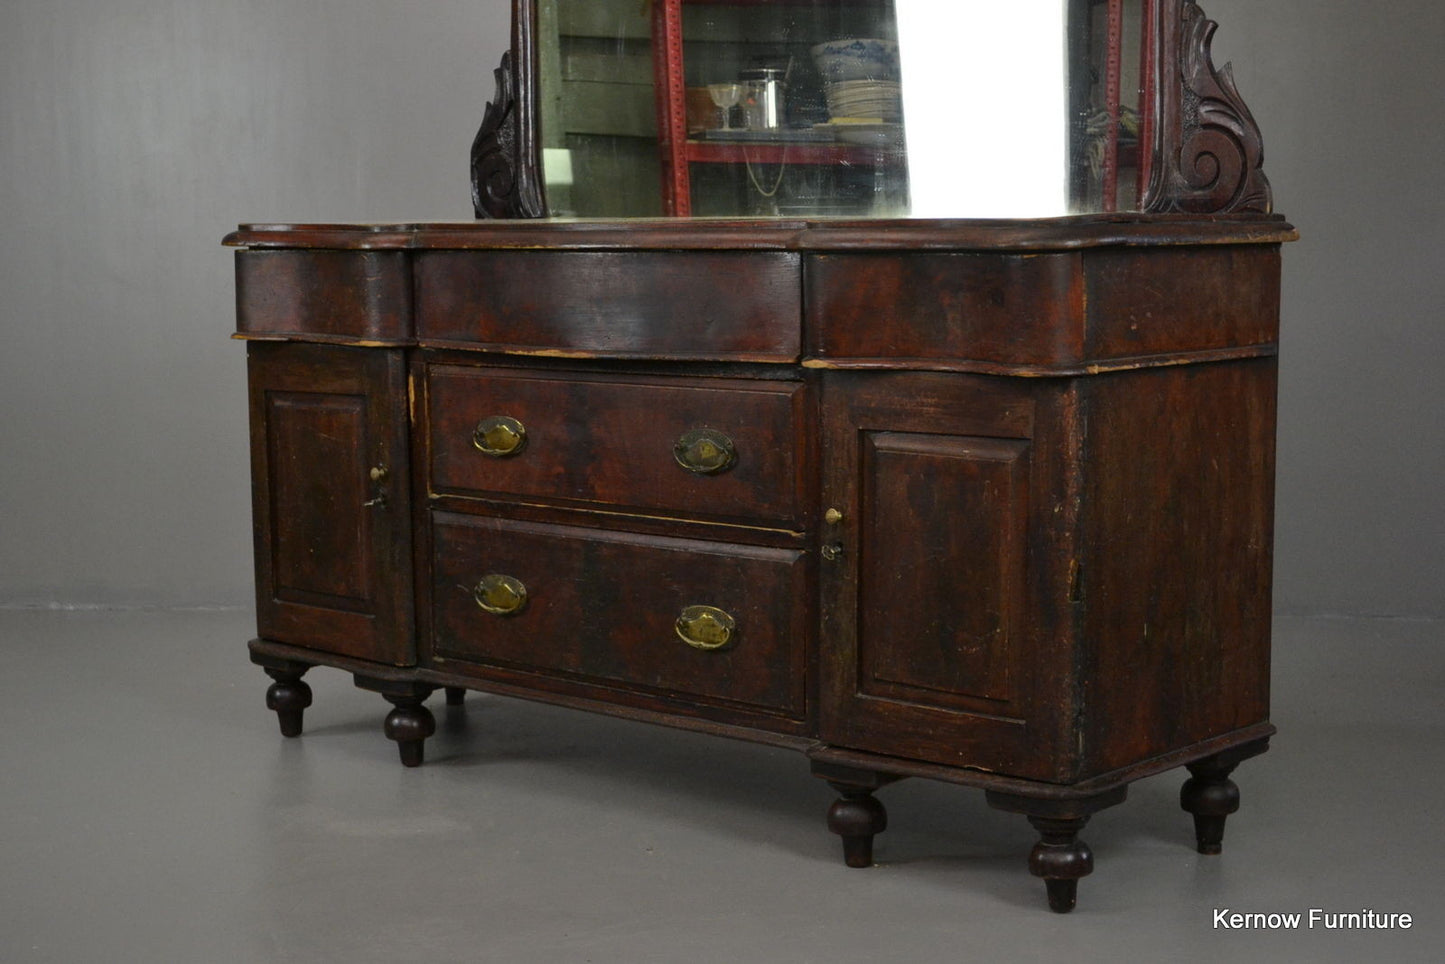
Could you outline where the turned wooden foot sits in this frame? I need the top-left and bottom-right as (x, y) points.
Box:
(827, 783), (888, 867)
(810, 761), (901, 868)
(383, 695), (436, 767)
(354, 677), (437, 767)
(986, 786), (1126, 913)
(1178, 738), (1270, 855)
(1181, 757), (1242, 855)
(1027, 816), (1093, 913)
(445, 686), (467, 706)
(262, 666), (312, 738)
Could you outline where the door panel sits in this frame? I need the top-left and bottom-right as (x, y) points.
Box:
(858, 431), (1029, 711)
(819, 371), (1077, 781)
(247, 342), (414, 665)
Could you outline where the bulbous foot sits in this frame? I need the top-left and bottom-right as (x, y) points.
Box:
(263, 667), (312, 738)
(986, 786), (1126, 913)
(826, 784), (889, 868)
(1181, 757), (1242, 855)
(354, 676), (438, 767)
(383, 696), (437, 767)
(1027, 816), (1094, 913)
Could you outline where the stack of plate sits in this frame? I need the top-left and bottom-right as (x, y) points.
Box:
(824, 80), (903, 122)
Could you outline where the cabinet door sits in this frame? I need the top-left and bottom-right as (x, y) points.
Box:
(819, 372), (1077, 781)
(247, 342), (414, 664)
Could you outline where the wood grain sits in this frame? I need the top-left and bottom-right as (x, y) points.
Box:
(430, 511), (810, 720)
(415, 250), (801, 361)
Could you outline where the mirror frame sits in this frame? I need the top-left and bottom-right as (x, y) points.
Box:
(471, 0), (1271, 220)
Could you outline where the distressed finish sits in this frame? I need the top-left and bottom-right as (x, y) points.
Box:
(430, 511), (810, 721)
(1144, 1), (1274, 214)
(245, 342), (414, 665)
(426, 365), (810, 526)
(415, 250), (802, 360)
(230, 215), (1290, 911)
(235, 249), (413, 344)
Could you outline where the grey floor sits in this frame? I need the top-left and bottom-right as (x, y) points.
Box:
(0, 610), (1438, 963)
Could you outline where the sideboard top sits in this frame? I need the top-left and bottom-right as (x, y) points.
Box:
(225, 215), (1296, 254)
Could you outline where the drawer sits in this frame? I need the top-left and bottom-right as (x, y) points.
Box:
(416, 250), (801, 362)
(235, 249), (413, 343)
(805, 252), (1083, 368)
(427, 365), (809, 527)
(430, 513), (808, 719)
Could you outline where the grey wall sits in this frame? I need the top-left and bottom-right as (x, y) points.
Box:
(1, 1), (1440, 618)
(1208, 0), (1445, 618)
(1, 0), (511, 607)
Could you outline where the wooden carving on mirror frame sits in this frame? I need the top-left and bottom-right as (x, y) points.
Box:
(1144, 1), (1273, 214)
(471, 3), (544, 220)
(475, 0), (1274, 220)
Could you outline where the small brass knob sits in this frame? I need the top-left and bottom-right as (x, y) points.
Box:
(674, 428), (737, 475)
(472, 574), (528, 615)
(824, 507), (844, 525)
(675, 605), (736, 651)
(369, 465), (389, 482)
(473, 416), (527, 457)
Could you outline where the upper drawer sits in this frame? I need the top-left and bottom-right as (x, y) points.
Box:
(415, 251), (802, 362)
(235, 250), (413, 343)
(426, 364), (809, 528)
(806, 246), (1281, 372)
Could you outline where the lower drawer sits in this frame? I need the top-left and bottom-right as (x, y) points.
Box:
(430, 512), (809, 719)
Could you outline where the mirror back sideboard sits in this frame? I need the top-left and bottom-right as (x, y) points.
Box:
(231, 0), (1293, 913)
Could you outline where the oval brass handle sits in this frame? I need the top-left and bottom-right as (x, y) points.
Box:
(472, 416), (527, 457)
(675, 605), (736, 651)
(472, 574), (528, 616)
(674, 428), (737, 475)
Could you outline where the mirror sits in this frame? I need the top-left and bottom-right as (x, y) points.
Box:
(533, 0), (1147, 219)
(473, 1), (1272, 220)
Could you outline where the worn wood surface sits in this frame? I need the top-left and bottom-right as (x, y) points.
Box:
(246, 342), (414, 665)
(806, 252), (1085, 368)
(225, 215), (1295, 253)
(1076, 358), (1276, 774)
(816, 371), (1081, 782)
(234, 221), (1284, 779)
(415, 250), (802, 361)
(235, 249), (412, 343)
(234, 211), (1287, 910)
(425, 363), (809, 527)
(430, 510), (810, 721)
(808, 244), (1282, 371)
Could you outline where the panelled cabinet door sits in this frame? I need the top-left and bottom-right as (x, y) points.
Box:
(818, 372), (1081, 782)
(246, 342), (414, 664)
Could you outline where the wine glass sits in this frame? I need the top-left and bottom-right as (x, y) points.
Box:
(707, 83), (742, 132)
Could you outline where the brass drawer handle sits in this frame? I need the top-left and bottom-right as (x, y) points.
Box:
(674, 428), (736, 475)
(472, 415), (527, 457)
(472, 574), (528, 615)
(675, 605), (736, 651)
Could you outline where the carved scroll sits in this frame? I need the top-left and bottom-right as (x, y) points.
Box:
(471, 2), (544, 219)
(1145, 1), (1273, 214)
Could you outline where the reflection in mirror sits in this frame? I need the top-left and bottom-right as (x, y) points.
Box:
(538, 0), (1149, 219)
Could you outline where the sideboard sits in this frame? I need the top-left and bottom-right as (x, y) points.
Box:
(227, 214), (1293, 911)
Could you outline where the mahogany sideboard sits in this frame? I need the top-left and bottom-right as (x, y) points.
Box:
(228, 214), (1293, 911)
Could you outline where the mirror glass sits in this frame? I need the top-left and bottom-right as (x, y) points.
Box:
(538, 0), (1149, 219)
